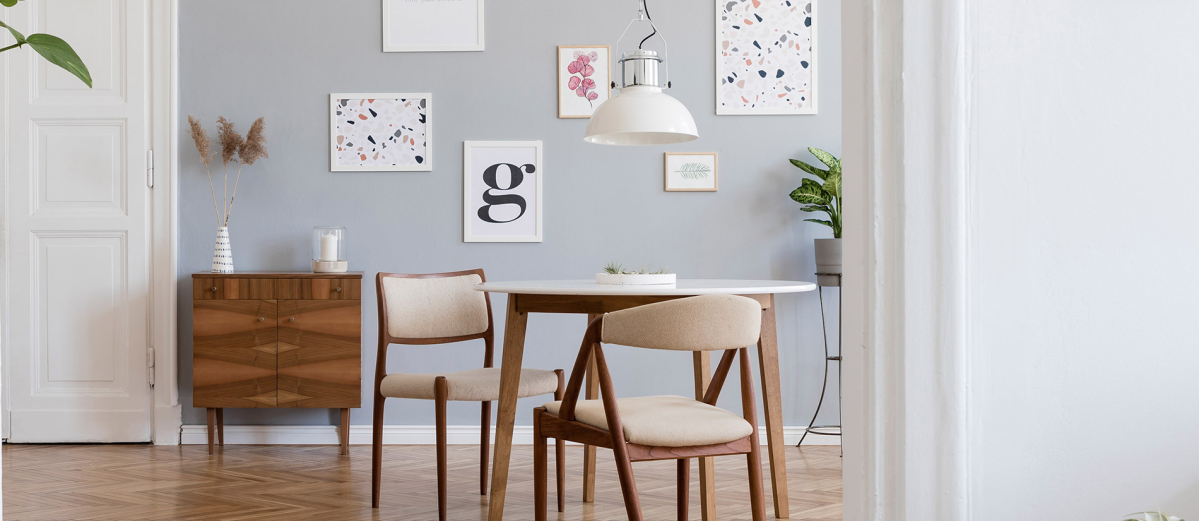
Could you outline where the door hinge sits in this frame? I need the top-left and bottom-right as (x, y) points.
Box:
(146, 149), (154, 188)
(148, 347), (156, 387)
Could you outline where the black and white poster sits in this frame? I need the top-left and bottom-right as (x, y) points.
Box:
(463, 141), (542, 242)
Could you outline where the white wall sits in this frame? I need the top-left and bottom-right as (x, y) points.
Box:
(970, 0), (1199, 518)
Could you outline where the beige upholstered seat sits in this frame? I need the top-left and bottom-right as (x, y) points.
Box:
(543, 395), (754, 447)
(381, 368), (559, 401)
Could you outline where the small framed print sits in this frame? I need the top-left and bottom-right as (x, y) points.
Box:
(382, 0), (484, 52)
(558, 45), (611, 118)
(716, 0), (816, 114)
(464, 141), (543, 242)
(330, 93), (431, 172)
(664, 152), (719, 192)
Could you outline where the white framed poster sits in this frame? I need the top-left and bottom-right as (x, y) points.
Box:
(664, 152), (719, 192)
(463, 141), (543, 243)
(382, 0), (484, 52)
(330, 93), (431, 172)
(716, 0), (817, 115)
(558, 45), (611, 118)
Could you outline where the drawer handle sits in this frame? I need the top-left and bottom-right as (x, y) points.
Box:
(259, 317), (265, 322)
(211, 287), (217, 292)
(336, 287), (342, 292)
(289, 317), (295, 322)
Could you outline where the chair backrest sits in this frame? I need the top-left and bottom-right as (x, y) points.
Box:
(600, 294), (762, 351)
(376, 270), (492, 343)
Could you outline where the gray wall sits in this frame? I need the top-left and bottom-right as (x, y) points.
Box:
(178, 0), (841, 427)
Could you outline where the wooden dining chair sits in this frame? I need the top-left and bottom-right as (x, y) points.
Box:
(372, 269), (565, 520)
(533, 294), (767, 521)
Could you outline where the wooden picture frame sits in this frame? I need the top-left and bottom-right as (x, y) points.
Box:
(330, 93), (431, 172)
(382, 0), (485, 52)
(463, 141), (543, 242)
(664, 152), (719, 192)
(557, 45), (612, 119)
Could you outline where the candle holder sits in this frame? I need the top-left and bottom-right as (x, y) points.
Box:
(312, 226), (348, 273)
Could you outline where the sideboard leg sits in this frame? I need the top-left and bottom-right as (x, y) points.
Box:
(206, 408), (216, 455)
(216, 408), (224, 446)
(340, 408), (350, 455)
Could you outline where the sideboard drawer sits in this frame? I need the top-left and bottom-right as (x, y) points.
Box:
(193, 278), (276, 300)
(276, 278), (361, 300)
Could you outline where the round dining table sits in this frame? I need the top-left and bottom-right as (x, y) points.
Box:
(475, 279), (817, 520)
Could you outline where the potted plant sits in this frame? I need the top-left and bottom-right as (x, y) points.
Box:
(596, 262), (675, 285)
(1123, 512), (1184, 521)
(789, 147), (842, 280)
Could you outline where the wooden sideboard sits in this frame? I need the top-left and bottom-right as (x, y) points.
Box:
(192, 272), (363, 455)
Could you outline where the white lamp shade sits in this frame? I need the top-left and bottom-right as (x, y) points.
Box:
(584, 86), (699, 145)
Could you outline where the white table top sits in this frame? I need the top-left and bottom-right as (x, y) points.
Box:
(475, 279), (817, 296)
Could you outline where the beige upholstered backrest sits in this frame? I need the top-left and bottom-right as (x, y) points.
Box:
(600, 294), (762, 351)
(381, 274), (490, 339)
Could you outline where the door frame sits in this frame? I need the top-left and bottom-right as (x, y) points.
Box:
(841, 0), (974, 519)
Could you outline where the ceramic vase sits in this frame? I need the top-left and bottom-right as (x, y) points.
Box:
(211, 226), (234, 273)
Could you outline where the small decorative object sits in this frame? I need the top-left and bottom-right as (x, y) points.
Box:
(789, 147), (841, 283)
(330, 94), (430, 172)
(382, 0), (484, 52)
(312, 226), (348, 273)
(187, 114), (269, 274)
(558, 45), (611, 119)
(1123, 512), (1184, 521)
(664, 152), (718, 192)
(717, 0), (817, 115)
(463, 141), (543, 243)
(596, 262), (675, 285)
(584, 0), (698, 145)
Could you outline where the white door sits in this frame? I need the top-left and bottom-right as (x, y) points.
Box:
(2, 0), (153, 442)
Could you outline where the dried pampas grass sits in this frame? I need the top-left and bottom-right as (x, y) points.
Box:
(186, 115), (270, 228)
(187, 114), (221, 227)
(225, 117), (268, 225)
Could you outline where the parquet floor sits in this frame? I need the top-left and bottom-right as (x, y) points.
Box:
(2, 443), (841, 521)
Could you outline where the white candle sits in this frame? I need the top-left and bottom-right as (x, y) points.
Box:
(320, 233), (338, 262)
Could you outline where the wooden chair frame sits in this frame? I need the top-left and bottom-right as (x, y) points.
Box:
(372, 269), (565, 519)
(533, 315), (766, 521)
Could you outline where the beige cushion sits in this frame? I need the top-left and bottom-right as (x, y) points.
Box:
(543, 395), (753, 447)
(601, 294), (762, 351)
(380, 368), (558, 401)
(382, 274), (489, 339)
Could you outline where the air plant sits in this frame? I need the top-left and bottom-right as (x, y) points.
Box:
(186, 115), (268, 228)
(602, 262), (671, 275)
(1123, 511), (1184, 521)
(567, 50), (600, 107)
(789, 147), (842, 239)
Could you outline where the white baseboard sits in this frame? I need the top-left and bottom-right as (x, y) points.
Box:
(180, 424), (841, 446)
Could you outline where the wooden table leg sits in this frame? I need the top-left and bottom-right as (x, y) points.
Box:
(206, 408), (215, 455)
(340, 408), (350, 455)
(692, 351), (718, 521)
(757, 296), (790, 518)
(582, 313), (600, 503)
(487, 295), (529, 521)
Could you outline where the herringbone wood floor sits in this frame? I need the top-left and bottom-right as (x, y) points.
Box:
(2, 443), (840, 521)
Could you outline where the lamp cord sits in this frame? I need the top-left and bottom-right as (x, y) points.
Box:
(638, 0), (656, 49)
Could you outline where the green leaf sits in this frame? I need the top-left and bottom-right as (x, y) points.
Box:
(789, 158), (828, 180)
(804, 218), (834, 229)
(25, 33), (91, 88)
(790, 178), (831, 205)
(0, 0), (21, 8)
(0, 20), (27, 44)
(799, 204), (830, 213)
(809, 147), (840, 170)
(823, 171), (842, 198)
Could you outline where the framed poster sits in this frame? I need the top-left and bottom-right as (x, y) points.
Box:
(463, 141), (543, 243)
(664, 152), (719, 192)
(330, 93), (431, 172)
(382, 0), (484, 52)
(558, 45), (611, 118)
(716, 0), (816, 115)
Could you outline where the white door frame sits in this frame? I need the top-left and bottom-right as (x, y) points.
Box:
(841, 0), (973, 519)
(149, 0), (182, 445)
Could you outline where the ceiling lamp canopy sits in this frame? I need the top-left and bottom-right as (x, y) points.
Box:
(584, 2), (698, 146)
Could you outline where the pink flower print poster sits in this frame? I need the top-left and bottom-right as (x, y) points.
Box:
(558, 46), (610, 118)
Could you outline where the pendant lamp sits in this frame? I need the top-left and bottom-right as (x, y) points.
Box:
(584, 1), (698, 146)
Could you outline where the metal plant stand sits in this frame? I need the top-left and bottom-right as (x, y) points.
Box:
(798, 272), (841, 454)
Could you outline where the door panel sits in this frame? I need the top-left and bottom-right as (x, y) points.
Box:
(277, 300), (361, 408)
(192, 300), (278, 408)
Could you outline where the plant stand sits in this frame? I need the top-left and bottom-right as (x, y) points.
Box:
(798, 272), (841, 455)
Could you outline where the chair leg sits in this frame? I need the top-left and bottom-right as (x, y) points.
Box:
(206, 408), (215, 455)
(533, 408), (548, 521)
(480, 400), (491, 495)
(677, 458), (690, 521)
(612, 443), (644, 521)
(215, 408), (224, 446)
(372, 396), (385, 508)
(554, 369), (566, 512)
(747, 438), (767, 521)
(435, 377), (448, 521)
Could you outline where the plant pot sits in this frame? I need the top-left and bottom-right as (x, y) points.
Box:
(211, 226), (234, 274)
(814, 238), (841, 283)
(595, 273), (676, 285)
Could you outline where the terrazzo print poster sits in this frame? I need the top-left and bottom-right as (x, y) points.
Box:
(330, 94), (431, 171)
(717, 0), (816, 115)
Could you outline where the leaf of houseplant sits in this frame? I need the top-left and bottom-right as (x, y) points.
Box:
(0, 20), (27, 44)
(804, 218), (834, 228)
(0, 0), (20, 8)
(789, 158), (828, 180)
(799, 204), (830, 213)
(790, 178), (831, 205)
(823, 171), (842, 199)
(809, 147), (840, 170)
(25, 33), (91, 88)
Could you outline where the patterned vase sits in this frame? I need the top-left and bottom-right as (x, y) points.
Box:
(211, 226), (234, 273)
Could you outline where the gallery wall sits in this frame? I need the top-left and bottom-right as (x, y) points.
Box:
(178, 0), (842, 428)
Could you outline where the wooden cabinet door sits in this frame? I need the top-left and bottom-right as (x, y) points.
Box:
(193, 300), (278, 407)
(277, 300), (361, 408)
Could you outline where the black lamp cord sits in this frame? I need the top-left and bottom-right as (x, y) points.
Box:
(638, 0), (656, 49)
